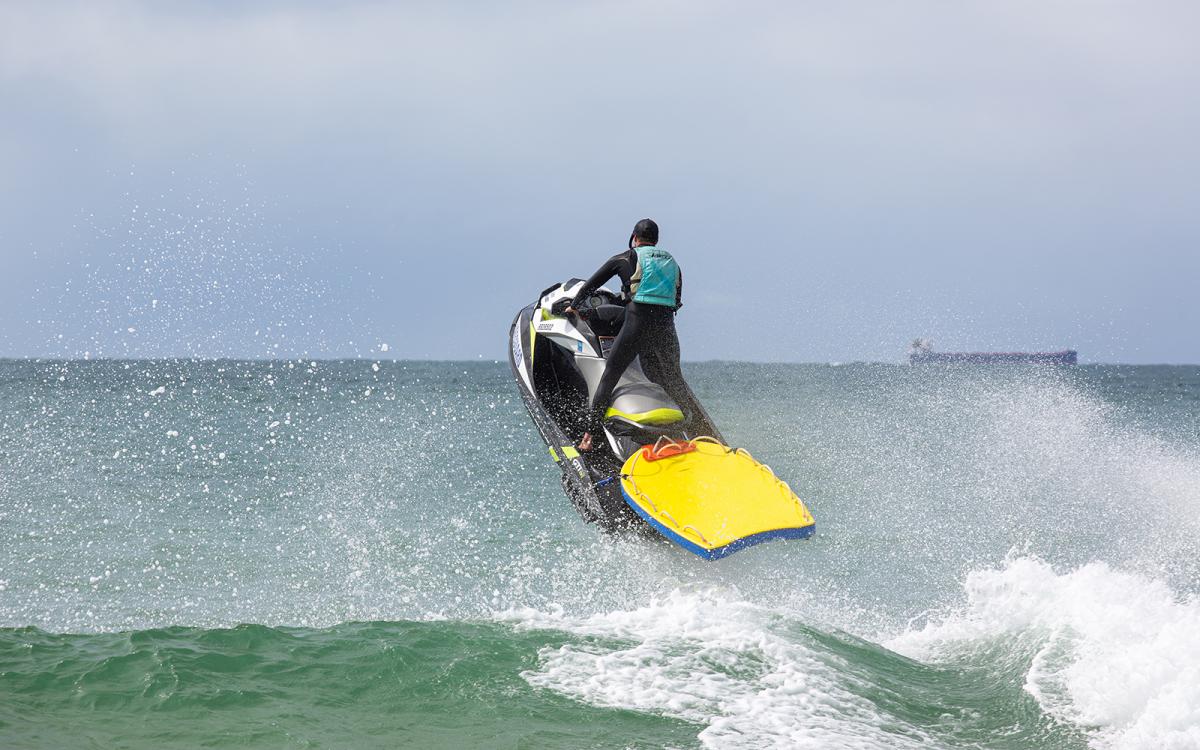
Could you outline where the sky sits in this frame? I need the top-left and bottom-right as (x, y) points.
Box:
(1, 0), (1198, 363)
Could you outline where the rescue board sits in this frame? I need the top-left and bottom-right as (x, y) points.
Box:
(619, 437), (816, 560)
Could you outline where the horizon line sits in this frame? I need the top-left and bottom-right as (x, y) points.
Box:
(0, 356), (1195, 367)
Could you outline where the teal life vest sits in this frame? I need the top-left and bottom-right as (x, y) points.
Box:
(630, 246), (680, 308)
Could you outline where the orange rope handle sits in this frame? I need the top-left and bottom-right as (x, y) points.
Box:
(652, 435), (685, 453)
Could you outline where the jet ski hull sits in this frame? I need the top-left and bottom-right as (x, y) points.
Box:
(509, 303), (639, 529)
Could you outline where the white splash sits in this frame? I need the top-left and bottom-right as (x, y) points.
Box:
(888, 557), (1200, 750)
(503, 589), (937, 749)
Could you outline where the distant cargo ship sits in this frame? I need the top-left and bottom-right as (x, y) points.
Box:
(909, 339), (1077, 365)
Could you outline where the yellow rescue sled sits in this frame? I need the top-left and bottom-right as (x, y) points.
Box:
(619, 437), (816, 560)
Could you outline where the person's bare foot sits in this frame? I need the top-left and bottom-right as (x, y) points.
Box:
(578, 432), (593, 452)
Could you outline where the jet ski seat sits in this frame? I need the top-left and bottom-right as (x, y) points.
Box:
(606, 383), (685, 426)
(575, 351), (686, 427)
(603, 365), (685, 426)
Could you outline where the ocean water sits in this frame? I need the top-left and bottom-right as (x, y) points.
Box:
(2, 359), (1199, 749)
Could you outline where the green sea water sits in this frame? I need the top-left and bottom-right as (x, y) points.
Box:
(2, 360), (1199, 749)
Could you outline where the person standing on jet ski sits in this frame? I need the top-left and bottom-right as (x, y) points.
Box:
(564, 218), (686, 451)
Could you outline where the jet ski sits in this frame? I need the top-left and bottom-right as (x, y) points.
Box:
(509, 279), (816, 559)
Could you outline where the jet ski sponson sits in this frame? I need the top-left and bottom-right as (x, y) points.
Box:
(508, 279), (815, 557)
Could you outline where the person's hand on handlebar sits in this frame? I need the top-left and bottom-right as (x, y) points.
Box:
(563, 306), (578, 318)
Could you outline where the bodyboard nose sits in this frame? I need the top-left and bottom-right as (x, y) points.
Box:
(619, 439), (816, 560)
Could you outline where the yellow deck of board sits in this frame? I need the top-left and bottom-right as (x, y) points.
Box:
(619, 439), (815, 556)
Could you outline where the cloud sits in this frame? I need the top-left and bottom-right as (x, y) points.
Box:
(2, 1), (1198, 360)
(4, 0), (1195, 171)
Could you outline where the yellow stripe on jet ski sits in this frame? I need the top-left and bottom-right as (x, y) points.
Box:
(619, 439), (815, 560)
(548, 446), (580, 463)
(529, 320), (537, 369)
(604, 406), (685, 426)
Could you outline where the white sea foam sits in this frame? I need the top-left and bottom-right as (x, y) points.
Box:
(503, 589), (938, 749)
(888, 556), (1200, 750)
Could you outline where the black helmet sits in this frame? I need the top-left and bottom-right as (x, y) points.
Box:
(629, 218), (659, 248)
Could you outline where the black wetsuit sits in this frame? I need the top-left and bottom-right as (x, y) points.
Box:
(570, 248), (687, 429)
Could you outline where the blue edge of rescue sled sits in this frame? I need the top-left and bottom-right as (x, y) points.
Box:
(620, 486), (816, 560)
